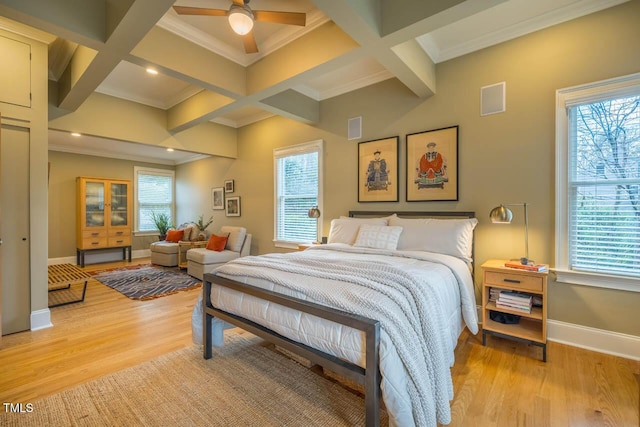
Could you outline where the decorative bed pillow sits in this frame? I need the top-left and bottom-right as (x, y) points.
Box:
(388, 216), (478, 262)
(220, 226), (247, 252)
(206, 233), (228, 252)
(165, 229), (184, 243)
(328, 217), (389, 245)
(354, 225), (403, 250)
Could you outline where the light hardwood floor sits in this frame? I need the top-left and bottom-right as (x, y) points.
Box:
(1, 258), (638, 426)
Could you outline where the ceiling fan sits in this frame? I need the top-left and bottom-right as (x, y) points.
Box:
(173, 0), (306, 54)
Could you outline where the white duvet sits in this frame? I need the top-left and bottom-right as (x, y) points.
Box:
(196, 244), (478, 427)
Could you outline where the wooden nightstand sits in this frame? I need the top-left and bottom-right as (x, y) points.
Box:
(481, 259), (549, 362)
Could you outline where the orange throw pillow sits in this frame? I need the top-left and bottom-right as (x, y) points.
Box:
(165, 229), (184, 243)
(206, 233), (228, 252)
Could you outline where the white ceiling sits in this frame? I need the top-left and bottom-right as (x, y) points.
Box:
(0, 0), (629, 164)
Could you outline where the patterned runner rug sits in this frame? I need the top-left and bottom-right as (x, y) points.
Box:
(91, 264), (201, 300)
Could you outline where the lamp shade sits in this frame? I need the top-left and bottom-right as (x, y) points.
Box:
(308, 206), (321, 218)
(228, 6), (254, 35)
(489, 204), (513, 223)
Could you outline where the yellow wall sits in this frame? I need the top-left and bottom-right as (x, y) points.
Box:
(47, 151), (175, 257)
(41, 2), (640, 337)
(176, 1), (640, 337)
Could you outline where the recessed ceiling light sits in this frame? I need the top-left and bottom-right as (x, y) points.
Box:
(146, 68), (158, 75)
(166, 148), (174, 152)
(71, 132), (81, 137)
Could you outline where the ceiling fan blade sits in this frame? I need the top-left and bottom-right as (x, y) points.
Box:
(253, 10), (306, 26)
(242, 32), (259, 54)
(172, 6), (227, 17)
(231, 0), (244, 5)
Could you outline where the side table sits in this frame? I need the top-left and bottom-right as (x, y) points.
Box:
(178, 240), (207, 269)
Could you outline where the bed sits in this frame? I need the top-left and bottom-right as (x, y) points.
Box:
(198, 211), (479, 427)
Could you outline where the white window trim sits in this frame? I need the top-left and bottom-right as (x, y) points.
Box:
(273, 139), (324, 249)
(133, 166), (176, 236)
(555, 72), (640, 292)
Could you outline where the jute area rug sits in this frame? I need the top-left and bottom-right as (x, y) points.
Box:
(91, 264), (201, 300)
(2, 332), (388, 427)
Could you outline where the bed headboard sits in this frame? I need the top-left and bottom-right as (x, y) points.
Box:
(348, 210), (477, 273)
(348, 211), (475, 219)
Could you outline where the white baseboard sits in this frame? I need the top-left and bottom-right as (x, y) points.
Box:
(547, 320), (640, 361)
(476, 305), (639, 360)
(30, 309), (52, 331)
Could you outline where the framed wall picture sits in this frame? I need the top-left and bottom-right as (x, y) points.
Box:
(406, 125), (458, 201)
(211, 187), (224, 210)
(358, 136), (399, 202)
(225, 196), (241, 217)
(224, 179), (234, 193)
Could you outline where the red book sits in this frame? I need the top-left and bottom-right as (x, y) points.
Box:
(504, 261), (548, 272)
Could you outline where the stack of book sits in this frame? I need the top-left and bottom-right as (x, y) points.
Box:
(504, 261), (548, 272)
(496, 290), (533, 313)
(489, 287), (501, 302)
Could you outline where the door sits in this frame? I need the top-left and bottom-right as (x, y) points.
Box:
(0, 124), (30, 335)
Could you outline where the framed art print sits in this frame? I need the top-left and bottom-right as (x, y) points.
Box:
(225, 196), (241, 217)
(211, 187), (224, 210)
(224, 179), (234, 193)
(406, 125), (458, 201)
(358, 136), (399, 202)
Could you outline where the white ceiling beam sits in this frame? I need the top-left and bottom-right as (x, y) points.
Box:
(260, 90), (319, 124)
(0, 0), (177, 112)
(310, 0), (507, 99)
(129, 27), (247, 99)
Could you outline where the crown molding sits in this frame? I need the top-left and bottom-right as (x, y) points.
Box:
(157, 9), (329, 67)
(157, 13), (247, 65)
(432, 0), (630, 63)
(48, 142), (207, 166)
(94, 86), (167, 110)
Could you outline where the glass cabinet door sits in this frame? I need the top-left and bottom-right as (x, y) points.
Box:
(85, 181), (105, 227)
(110, 182), (129, 227)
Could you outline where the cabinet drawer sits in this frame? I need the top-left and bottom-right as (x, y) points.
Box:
(108, 236), (131, 247)
(484, 271), (543, 292)
(108, 228), (131, 238)
(80, 237), (107, 249)
(82, 230), (107, 239)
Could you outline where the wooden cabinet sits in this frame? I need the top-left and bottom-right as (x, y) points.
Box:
(481, 259), (548, 362)
(76, 177), (132, 266)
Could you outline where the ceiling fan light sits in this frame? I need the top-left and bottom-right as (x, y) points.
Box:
(228, 6), (253, 35)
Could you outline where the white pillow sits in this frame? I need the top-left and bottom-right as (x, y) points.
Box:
(388, 216), (478, 262)
(219, 226), (247, 252)
(354, 225), (403, 250)
(328, 217), (389, 245)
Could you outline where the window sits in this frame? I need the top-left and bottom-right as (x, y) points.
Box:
(134, 166), (175, 234)
(274, 140), (323, 248)
(556, 73), (640, 291)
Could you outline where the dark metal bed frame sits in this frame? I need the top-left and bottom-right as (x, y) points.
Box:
(202, 211), (476, 427)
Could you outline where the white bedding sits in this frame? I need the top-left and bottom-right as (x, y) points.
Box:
(197, 244), (478, 427)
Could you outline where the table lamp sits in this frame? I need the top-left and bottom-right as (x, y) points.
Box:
(308, 206), (321, 243)
(490, 202), (531, 265)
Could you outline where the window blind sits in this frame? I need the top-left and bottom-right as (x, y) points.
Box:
(274, 141), (322, 243)
(136, 170), (174, 232)
(568, 96), (640, 278)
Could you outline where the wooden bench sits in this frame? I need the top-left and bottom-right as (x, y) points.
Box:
(48, 264), (91, 307)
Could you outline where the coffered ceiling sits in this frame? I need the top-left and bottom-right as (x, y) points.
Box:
(0, 0), (629, 163)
